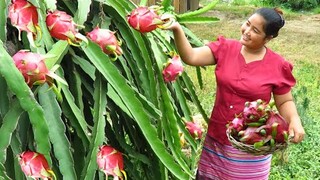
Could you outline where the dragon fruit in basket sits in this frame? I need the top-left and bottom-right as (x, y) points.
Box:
(227, 99), (289, 148)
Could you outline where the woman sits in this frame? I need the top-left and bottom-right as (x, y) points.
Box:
(166, 7), (305, 179)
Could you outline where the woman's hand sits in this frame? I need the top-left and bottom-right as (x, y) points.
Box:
(159, 14), (179, 31)
(288, 117), (305, 143)
(274, 92), (305, 144)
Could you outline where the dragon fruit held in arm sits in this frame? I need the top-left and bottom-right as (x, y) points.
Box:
(87, 27), (123, 61)
(162, 54), (184, 83)
(127, 6), (162, 33)
(97, 145), (127, 180)
(19, 151), (56, 180)
(127, 6), (174, 33)
(8, 0), (39, 46)
(227, 99), (289, 150)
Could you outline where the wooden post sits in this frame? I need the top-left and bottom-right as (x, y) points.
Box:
(147, 0), (156, 6)
(128, 0), (199, 13)
(189, 0), (199, 11)
(173, 0), (187, 13)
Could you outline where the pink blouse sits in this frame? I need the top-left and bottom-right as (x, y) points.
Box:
(206, 36), (296, 145)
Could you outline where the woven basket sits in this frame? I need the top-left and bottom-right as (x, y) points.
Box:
(226, 130), (288, 156)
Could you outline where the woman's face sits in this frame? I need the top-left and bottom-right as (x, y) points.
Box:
(240, 13), (271, 49)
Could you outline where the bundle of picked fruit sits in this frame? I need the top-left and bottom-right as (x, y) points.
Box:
(226, 99), (290, 155)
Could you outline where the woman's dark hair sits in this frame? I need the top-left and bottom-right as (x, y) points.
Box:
(255, 7), (285, 38)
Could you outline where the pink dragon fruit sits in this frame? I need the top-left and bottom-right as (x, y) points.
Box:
(13, 50), (52, 87)
(227, 116), (245, 135)
(97, 145), (127, 180)
(162, 54), (184, 82)
(238, 127), (271, 147)
(185, 119), (204, 139)
(127, 6), (164, 33)
(19, 151), (55, 179)
(86, 27), (123, 60)
(265, 113), (289, 143)
(46, 10), (85, 45)
(242, 99), (272, 125)
(8, 0), (39, 44)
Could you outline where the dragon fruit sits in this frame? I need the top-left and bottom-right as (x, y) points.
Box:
(238, 127), (271, 148)
(127, 6), (164, 33)
(19, 151), (55, 179)
(227, 99), (291, 152)
(12, 50), (67, 88)
(8, 0), (39, 45)
(227, 116), (245, 135)
(265, 113), (289, 143)
(13, 50), (52, 87)
(97, 145), (127, 180)
(185, 119), (204, 140)
(46, 10), (86, 45)
(242, 99), (272, 125)
(162, 54), (184, 82)
(86, 27), (123, 61)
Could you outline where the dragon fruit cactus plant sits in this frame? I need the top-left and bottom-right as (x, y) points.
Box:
(97, 145), (127, 180)
(8, 0), (39, 46)
(19, 151), (56, 180)
(162, 54), (184, 83)
(87, 27), (123, 61)
(46, 10), (86, 46)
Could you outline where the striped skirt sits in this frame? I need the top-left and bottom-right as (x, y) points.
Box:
(197, 136), (272, 180)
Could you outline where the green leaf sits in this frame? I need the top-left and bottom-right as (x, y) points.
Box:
(0, 41), (51, 163)
(43, 0), (57, 11)
(177, 0), (219, 18)
(81, 73), (106, 180)
(0, 0), (8, 42)
(0, 100), (23, 164)
(82, 41), (189, 180)
(45, 40), (69, 70)
(38, 85), (77, 180)
(10, 133), (24, 180)
(0, 77), (9, 120)
(74, 0), (92, 26)
(196, 67), (203, 89)
(58, 69), (90, 148)
(181, 73), (209, 122)
(139, 0), (148, 6)
(29, 0), (55, 50)
(0, 162), (12, 180)
(103, 0), (158, 103)
(150, 36), (193, 177)
(178, 16), (220, 24)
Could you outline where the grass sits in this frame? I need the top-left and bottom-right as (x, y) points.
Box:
(184, 3), (320, 179)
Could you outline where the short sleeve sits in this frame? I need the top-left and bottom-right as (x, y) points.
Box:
(206, 36), (227, 64)
(273, 60), (296, 95)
